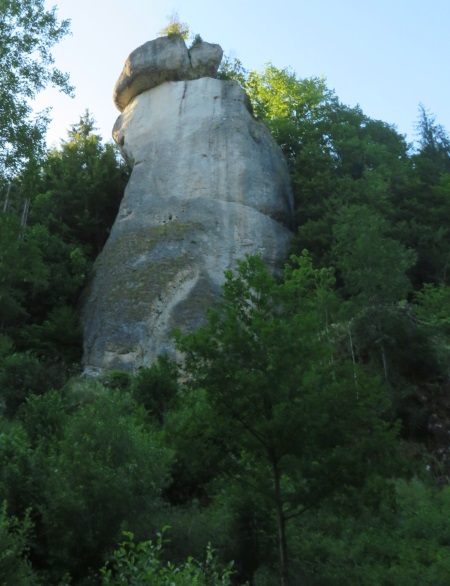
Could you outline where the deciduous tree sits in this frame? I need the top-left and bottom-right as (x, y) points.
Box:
(176, 254), (398, 586)
(0, 0), (72, 178)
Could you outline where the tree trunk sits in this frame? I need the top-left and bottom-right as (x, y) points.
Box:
(2, 182), (10, 212)
(375, 309), (388, 382)
(272, 459), (290, 586)
(347, 321), (358, 389)
(381, 342), (388, 382)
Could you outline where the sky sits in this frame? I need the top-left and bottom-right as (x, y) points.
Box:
(36, 0), (450, 148)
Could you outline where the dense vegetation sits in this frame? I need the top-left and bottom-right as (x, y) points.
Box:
(2, 5), (450, 585)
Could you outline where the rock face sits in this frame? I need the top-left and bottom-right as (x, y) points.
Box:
(81, 37), (294, 372)
(114, 36), (223, 111)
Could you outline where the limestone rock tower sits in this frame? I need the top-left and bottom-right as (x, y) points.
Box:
(81, 35), (294, 372)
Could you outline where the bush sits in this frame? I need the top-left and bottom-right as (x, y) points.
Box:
(101, 369), (132, 391)
(132, 356), (178, 423)
(101, 527), (246, 586)
(36, 390), (172, 581)
(19, 390), (67, 445)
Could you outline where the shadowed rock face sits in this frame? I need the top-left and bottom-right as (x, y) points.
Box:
(81, 38), (294, 373)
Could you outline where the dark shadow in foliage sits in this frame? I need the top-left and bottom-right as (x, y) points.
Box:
(132, 355), (179, 424)
(0, 501), (37, 586)
(0, 352), (64, 418)
(18, 305), (83, 365)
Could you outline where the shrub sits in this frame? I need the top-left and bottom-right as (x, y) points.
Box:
(101, 527), (246, 586)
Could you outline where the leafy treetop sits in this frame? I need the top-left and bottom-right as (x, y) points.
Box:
(0, 0), (73, 178)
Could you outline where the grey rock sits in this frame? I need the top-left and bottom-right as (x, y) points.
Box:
(113, 36), (223, 111)
(82, 76), (294, 372)
(189, 41), (223, 76)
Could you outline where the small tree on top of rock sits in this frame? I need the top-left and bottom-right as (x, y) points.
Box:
(158, 11), (189, 41)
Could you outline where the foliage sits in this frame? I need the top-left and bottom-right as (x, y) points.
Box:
(412, 283), (450, 378)
(19, 390), (67, 446)
(190, 34), (204, 49)
(228, 62), (413, 276)
(414, 104), (450, 180)
(333, 205), (417, 381)
(218, 56), (248, 87)
(158, 11), (190, 41)
(0, 352), (57, 418)
(101, 369), (133, 391)
(176, 253), (399, 585)
(414, 283), (450, 334)
(0, 380), (175, 584)
(2, 31), (450, 586)
(33, 390), (172, 582)
(30, 111), (128, 257)
(101, 527), (243, 586)
(0, 0), (72, 178)
(334, 205), (415, 306)
(0, 213), (48, 329)
(395, 106), (450, 286)
(18, 305), (82, 364)
(246, 64), (332, 126)
(288, 478), (450, 585)
(132, 355), (179, 423)
(163, 387), (226, 506)
(0, 112), (127, 376)
(0, 501), (37, 586)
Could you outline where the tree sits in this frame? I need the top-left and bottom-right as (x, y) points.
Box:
(0, 0), (72, 179)
(233, 63), (410, 266)
(412, 283), (450, 382)
(176, 254), (398, 586)
(35, 390), (172, 582)
(0, 213), (48, 330)
(0, 385), (174, 584)
(245, 65), (331, 124)
(394, 107), (450, 286)
(158, 11), (189, 41)
(0, 351), (58, 418)
(238, 63), (335, 170)
(0, 113), (126, 373)
(414, 104), (450, 181)
(333, 205), (417, 382)
(30, 111), (128, 257)
(295, 106), (409, 264)
(287, 479), (450, 585)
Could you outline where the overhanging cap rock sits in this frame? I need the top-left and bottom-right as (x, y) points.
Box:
(113, 35), (223, 111)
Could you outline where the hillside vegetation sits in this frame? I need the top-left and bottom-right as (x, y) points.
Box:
(2, 5), (450, 585)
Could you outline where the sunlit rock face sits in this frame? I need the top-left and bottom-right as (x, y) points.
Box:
(81, 37), (294, 372)
(113, 35), (223, 111)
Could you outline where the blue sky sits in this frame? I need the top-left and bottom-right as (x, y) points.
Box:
(38, 0), (450, 147)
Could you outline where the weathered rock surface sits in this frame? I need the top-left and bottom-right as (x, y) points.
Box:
(114, 36), (223, 111)
(81, 46), (294, 373)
